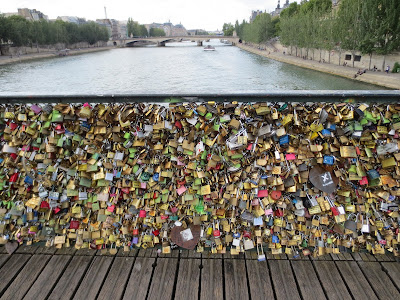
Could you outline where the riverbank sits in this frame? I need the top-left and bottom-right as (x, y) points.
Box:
(236, 43), (400, 90)
(0, 46), (113, 66)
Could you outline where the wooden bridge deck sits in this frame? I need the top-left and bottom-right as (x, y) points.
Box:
(0, 246), (399, 300)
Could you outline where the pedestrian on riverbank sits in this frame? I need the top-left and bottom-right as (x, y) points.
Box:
(386, 65), (390, 73)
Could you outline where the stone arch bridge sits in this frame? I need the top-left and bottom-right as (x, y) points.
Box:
(121, 36), (239, 47)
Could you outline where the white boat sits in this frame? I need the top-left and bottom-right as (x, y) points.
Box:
(204, 45), (215, 51)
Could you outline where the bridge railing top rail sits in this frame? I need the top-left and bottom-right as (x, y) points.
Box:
(0, 91), (398, 104)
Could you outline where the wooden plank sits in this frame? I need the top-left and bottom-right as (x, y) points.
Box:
(0, 255), (10, 269)
(381, 262), (400, 290)
(224, 259), (250, 300)
(23, 255), (71, 300)
(246, 260), (274, 300)
(342, 253), (353, 261)
(200, 259), (223, 300)
(75, 248), (96, 256)
(48, 256), (93, 300)
(97, 257), (135, 300)
(0, 247), (6, 254)
(123, 257), (155, 300)
(244, 250), (258, 260)
(73, 256), (114, 300)
(175, 259), (200, 300)
(269, 260), (301, 300)
(358, 262), (400, 300)
(335, 261), (377, 300)
(291, 260), (326, 300)
(35, 246), (57, 255)
(313, 261), (352, 300)
(1, 254), (51, 300)
(188, 250), (202, 258)
(116, 247), (137, 257)
(147, 258), (178, 299)
(0, 254), (31, 296)
(364, 253), (376, 261)
(55, 247), (77, 255)
(351, 253), (363, 261)
(15, 244), (39, 254)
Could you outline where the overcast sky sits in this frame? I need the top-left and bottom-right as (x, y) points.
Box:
(1, 0), (282, 30)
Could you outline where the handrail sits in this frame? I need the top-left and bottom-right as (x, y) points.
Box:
(0, 90), (399, 104)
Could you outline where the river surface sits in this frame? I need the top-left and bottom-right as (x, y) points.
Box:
(0, 39), (381, 95)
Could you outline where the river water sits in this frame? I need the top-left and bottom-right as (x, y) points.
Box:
(0, 39), (380, 95)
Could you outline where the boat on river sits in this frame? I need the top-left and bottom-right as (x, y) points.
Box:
(204, 45), (215, 51)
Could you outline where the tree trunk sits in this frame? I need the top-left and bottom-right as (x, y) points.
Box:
(295, 47), (298, 57)
(382, 55), (386, 72)
(352, 51), (355, 68)
(369, 53), (372, 70)
(338, 49), (341, 66)
(312, 49), (315, 61)
(319, 49), (322, 62)
(328, 50), (331, 64)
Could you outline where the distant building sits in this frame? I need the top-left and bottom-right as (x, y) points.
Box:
(163, 21), (188, 37)
(146, 21), (187, 37)
(187, 29), (209, 36)
(208, 30), (223, 36)
(17, 8), (48, 21)
(250, 10), (264, 23)
(3, 12), (19, 18)
(96, 19), (112, 39)
(57, 16), (87, 24)
(144, 23), (165, 35)
(270, 0), (290, 17)
(118, 21), (128, 39)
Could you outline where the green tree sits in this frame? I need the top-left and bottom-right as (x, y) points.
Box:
(374, 0), (400, 70)
(139, 25), (148, 37)
(0, 14), (11, 44)
(222, 23), (234, 36)
(149, 28), (166, 37)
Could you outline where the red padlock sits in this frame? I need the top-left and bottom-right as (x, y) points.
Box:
(270, 190), (282, 200)
(40, 201), (50, 209)
(132, 228), (139, 235)
(213, 229), (221, 237)
(70, 220), (80, 229)
(152, 230), (160, 236)
(331, 206), (340, 216)
(175, 121), (182, 129)
(139, 210), (146, 218)
(243, 231), (251, 238)
(9, 172), (19, 183)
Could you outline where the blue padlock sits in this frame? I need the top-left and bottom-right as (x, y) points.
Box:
(233, 232), (241, 238)
(327, 124), (336, 131)
(132, 236), (139, 244)
(367, 169), (380, 179)
(24, 176), (33, 185)
(279, 135), (289, 146)
(321, 129), (331, 136)
(323, 155), (335, 165)
(153, 173), (159, 181)
(272, 235), (279, 243)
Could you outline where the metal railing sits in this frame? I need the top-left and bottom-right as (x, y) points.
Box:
(0, 90), (399, 104)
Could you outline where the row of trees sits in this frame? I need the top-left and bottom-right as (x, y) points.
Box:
(225, 0), (400, 70)
(127, 18), (167, 37)
(233, 14), (279, 44)
(280, 0), (400, 69)
(0, 15), (109, 48)
(127, 18), (148, 37)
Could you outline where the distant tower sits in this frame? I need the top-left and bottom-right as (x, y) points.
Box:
(104, 6), (108, 19)
(277, 0), (281, 9)
(286, 0), (289, 5)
